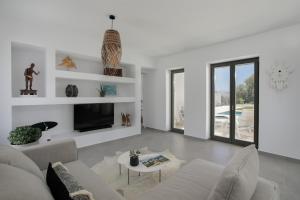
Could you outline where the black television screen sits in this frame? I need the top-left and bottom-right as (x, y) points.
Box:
(74, 103), (114, 132)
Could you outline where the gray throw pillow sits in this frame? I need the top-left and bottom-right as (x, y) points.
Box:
(207, 145), (259, 200)
(0, 144), (44, 180)
(0, 164), (54, 200)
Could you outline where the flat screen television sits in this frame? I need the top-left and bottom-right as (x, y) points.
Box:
(74, 103), (114, 132)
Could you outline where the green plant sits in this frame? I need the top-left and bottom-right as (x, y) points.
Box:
(8, 126), (42, 145)
(97, 84), (105, 97)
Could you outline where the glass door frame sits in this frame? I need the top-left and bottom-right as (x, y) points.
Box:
(171, 68), (184, 134)
(210, 57), (259, 147)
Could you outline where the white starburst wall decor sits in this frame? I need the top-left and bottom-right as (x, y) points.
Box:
(268, 64), (294, 91)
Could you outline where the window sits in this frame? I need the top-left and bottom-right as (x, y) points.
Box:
(211, 58), (259, 147)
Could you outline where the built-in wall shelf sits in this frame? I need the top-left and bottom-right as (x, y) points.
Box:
(55, 70), (135, 84)
(11, 97), (136, 106)
(9, 41), (141, 148)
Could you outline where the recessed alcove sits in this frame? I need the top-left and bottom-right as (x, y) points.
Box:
(11, 42), (46, 97)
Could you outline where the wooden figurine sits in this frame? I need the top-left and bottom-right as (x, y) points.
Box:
(126, 114), (131, 127)
(121, 113), (126, 126)
(24, 63), (39, 90)
(20, 63), (39, 95)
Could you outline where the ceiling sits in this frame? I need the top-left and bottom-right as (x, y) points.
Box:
(1, 0), (300, 58)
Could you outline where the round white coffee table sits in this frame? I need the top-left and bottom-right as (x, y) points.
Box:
(117, 151), (168, 184)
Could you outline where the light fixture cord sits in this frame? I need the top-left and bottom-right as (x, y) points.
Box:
(111, 19), (114, 29)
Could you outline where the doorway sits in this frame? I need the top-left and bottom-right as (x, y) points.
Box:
(210, 58), (259, 147)
(171, 69), (184, 133)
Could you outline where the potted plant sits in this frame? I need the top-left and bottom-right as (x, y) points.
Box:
(129, 150), (141, 167)
(8, 126), (42, 146)
(97, 84), (105, 97)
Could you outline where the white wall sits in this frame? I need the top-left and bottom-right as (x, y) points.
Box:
(150, 24), (300, 159)
(0, 16), (153, 143)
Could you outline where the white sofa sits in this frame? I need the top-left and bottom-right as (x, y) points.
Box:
(0, 139), (279, 200)
(137, 159), (279, 200)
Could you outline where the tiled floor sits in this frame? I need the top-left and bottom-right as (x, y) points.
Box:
(78, 128), (300, 200)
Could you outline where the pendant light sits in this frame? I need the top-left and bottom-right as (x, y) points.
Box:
(101, 15), (122, 76)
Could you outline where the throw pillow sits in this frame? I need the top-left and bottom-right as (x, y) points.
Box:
(46, 162), (95, 200)
(46, 162), (71, 200)
(207, 144), (259, 200)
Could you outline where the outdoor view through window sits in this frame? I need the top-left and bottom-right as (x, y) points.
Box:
(213, 62), (255, 143)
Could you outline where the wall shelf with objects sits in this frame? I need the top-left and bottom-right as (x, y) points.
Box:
(11, 42), (47, 97)
(11, 97), (137, 106)
(55, 70), (135, 84)
(8, 41), (141, 148)
(55, 50), (136, 78)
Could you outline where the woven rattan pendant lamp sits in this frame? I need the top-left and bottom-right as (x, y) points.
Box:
(101, 15), (122, 76)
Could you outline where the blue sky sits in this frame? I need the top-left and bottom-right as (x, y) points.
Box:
(215, 63), (254, 92)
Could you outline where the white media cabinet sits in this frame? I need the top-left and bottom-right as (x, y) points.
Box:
(10, 41), (141, 148)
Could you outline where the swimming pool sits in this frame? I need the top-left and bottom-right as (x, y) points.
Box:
(219, 111), (242, 116)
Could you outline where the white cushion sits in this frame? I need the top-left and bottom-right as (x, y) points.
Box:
(207, 145), (259, 200)
(0, 164), (53, 200)
(0, 144), (44, 180)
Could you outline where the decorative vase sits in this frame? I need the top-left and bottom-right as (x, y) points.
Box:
(65, 85), (78, 97)
(66, 85), (73, 97)
(72, 85), (78, 97)
(130, 155), (139, 167)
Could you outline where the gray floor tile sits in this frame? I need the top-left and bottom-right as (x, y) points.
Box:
(78, 128), (300, 199)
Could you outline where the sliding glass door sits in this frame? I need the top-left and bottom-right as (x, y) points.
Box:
(211, 58), (259, 147)
(171, 69), (184, 133)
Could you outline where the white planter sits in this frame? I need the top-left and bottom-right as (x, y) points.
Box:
(11, 141), (39, 149)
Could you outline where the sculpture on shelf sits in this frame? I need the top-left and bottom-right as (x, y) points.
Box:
(121, 113), (127, 126)
(58, 56), (76, 70)
(31, 121), (58, 131)
(65, 85), (78, 97)
(101, 15), (123, 77)
(126, 114), (131, 127)
(121, 113), (131, 127)
(31, 121), (58, 142)
(20, 63), (40, 96)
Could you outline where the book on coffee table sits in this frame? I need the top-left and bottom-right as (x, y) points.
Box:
(141, 155), (170, 168)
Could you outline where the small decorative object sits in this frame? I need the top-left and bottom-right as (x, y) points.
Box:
(20, 63), (40, 96)
(268, 64), (293, 91)
(129, 150), (140, 167)
(8, 126), (42, 145)
(58, 56), (76, 70)
(103, 84), (117, 96)
(126, 113), (131, 127)
(31, 121), (58, 142)
(121, 113), (131, 127)
(97, 84), (105, 97)
(31, 121), (58, 131)
(121, 113), (127, 126)
(65, 85), (78, 97)
(101, 15), (123, 77)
